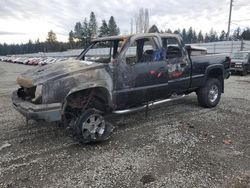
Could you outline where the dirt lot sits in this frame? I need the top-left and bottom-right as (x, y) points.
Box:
(0, 62), (249, 188)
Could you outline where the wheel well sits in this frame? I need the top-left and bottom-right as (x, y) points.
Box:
(65, 87), (111, 111)
(207, 68), (224, 92)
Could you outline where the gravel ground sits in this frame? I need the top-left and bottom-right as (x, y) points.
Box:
(0, 62), (249, 188)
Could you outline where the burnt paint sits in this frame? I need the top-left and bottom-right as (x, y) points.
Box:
(16, 33), (230, 113)
(18, 59), (113, 105)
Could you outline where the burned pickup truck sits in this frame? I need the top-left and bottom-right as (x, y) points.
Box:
(12, 33), (231, 143)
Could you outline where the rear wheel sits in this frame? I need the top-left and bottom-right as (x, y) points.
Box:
(197, 78), (222, 108)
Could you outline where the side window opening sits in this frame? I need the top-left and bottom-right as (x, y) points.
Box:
(162, 38), (182, 59)
(125, 37), (163, 65)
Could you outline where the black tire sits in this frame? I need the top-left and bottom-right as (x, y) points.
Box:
(241, 67), (247, 76)
(197, 78), (222, 108)
(74, 108), (113, 144)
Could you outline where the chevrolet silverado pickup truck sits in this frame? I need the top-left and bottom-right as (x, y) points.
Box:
(230, 51), (250, 76)
(12, 33), (231, 143)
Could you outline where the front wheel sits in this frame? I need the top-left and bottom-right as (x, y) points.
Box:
(197, 78), (222, 108)
(75, 108), (114, 144)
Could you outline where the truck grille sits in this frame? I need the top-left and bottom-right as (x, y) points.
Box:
(230, 62), (235, 68)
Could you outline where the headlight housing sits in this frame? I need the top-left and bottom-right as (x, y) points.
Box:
(32, 85), (43, 103)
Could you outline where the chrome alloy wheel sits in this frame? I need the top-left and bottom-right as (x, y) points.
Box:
(208, 85), (219, 103)
(81, 114), (105, 140)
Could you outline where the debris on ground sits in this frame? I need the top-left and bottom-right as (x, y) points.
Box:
(223, 139), (233, 145)
(0, 142), (11, 151)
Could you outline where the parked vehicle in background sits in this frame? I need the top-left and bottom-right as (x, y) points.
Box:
(38, 58), (47, 66)
(27, 58), (34, 65)
(0, 56), (66, 66)
(14, 57), (26, 64)
(23, 58), (31, 65)
(0, 56), (5, 61)
(12, 33), (231, 144)
(28, 58), (39, 65)
(6, 56), (14, 62)
(46, 58), (57, 64)
(230, 51), (250, 76)
(56, 57), (68, 62)
(13, 58), (20, 63)
(33, 58), (43, 65)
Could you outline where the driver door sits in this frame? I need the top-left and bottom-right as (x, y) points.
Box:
(114, 36), (169, 109)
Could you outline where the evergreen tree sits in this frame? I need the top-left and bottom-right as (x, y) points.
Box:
(166, 28), (172, 33)
(198, 31), (204, 43)
(82, 18), (91, 47)
(74, 22), (83, 40)
(68, 30), (75, 48)
(27, 39), (34, 53)
(232, 27), (241, 40)
(181, 29), (187, 43)
(108, 16), (120, 36)
(99, 20), (109, 37)
(241, 28), (250, 40)
(205, 33), (210, 42)
(89, 12), (98, 37)
(193, 31), (198, 43)
(208, 28), (218, 42)
(187, 27), (193, 43)
(148, 25), (159, 33)
(46, 30), (58, 52)
(173, 29), (181, 34)
(34, 38), (42, 52)
(46, 30), (57, 43)
(219, 30), (226, 41)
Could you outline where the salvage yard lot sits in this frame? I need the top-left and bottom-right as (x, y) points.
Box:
(0, 61), (250, 187)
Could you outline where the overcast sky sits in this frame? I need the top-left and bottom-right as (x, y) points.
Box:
(0, 0), (249, 44)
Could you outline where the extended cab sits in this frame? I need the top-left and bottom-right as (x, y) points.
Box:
(12, 33), (231, 143)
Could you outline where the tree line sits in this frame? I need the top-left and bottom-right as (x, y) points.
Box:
(1, 11), (250, 55)
(0, 12), (120, 55)
(0, 31), (70, 56)
(68, 12), (120, 49)
(149, 25), (250, 44)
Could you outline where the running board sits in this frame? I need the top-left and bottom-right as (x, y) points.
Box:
(113, 94), (187, 114)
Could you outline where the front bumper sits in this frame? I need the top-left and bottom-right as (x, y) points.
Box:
(12, 91), (62, 122)
(230, 67), (243, 72)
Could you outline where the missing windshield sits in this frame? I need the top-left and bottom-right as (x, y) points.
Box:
(82, 40), (124, 63)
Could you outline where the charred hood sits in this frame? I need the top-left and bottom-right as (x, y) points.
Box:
(17, 59), (107, 88)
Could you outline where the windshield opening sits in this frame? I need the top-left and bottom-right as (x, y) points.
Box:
(231, 52), (249, 60)
(81, 39), (125, 63)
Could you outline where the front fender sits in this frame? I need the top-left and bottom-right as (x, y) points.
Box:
(66, 80), (113, 107)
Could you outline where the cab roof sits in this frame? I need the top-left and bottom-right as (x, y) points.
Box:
(91, 33), (180, 42)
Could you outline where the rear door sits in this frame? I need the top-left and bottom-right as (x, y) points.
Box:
(161, 37), (191, 93)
